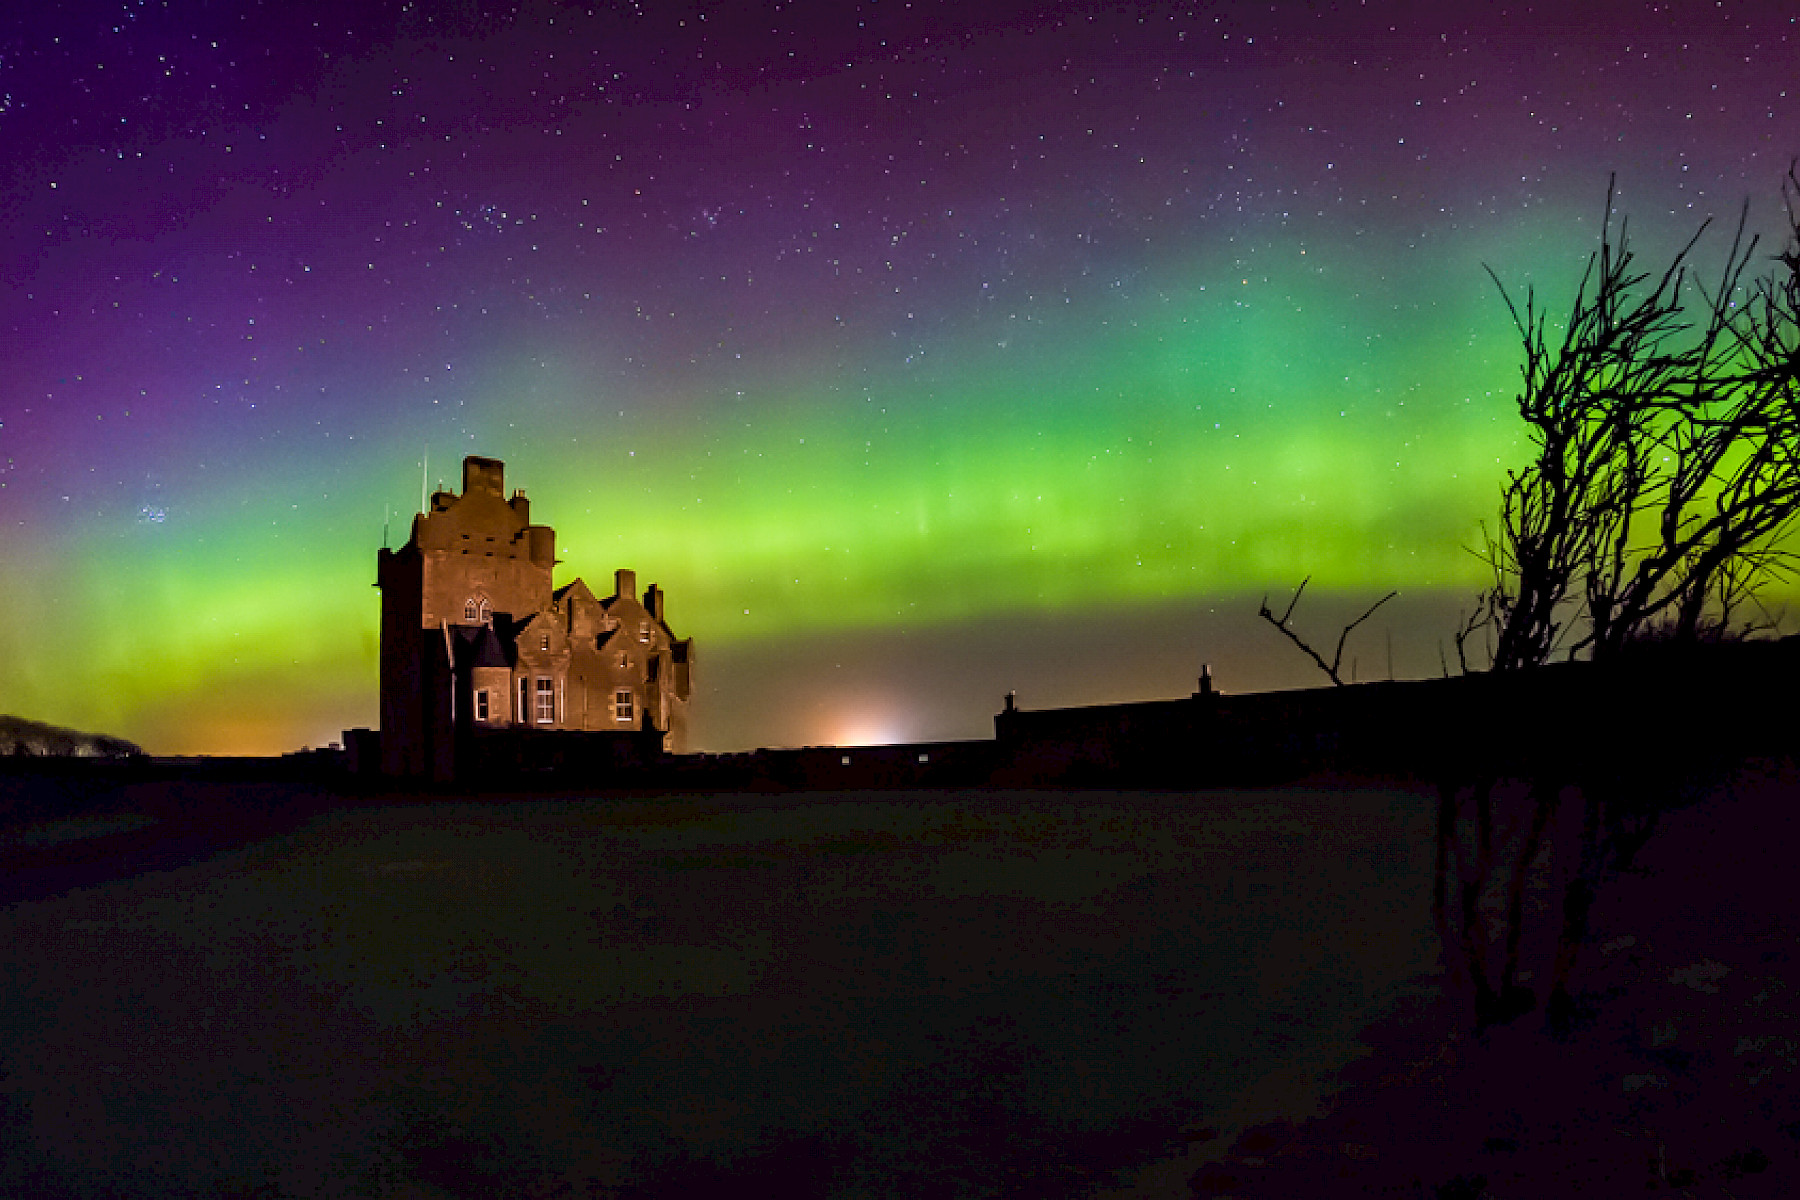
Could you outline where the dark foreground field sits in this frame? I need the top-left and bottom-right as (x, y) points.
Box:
(0, 783), (1440, 1198)
(1186, 762), (1800, 1199)
(4, 772), (1794, 1199)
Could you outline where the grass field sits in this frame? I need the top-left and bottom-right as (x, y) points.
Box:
(0, 786), (1440, 1198)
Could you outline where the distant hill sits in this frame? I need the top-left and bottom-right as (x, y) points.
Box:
(0, 715), (142, 759)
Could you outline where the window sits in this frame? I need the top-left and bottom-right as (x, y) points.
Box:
(518, 678), (529, 723)
(475, 690), (489, 722)
(614, 689), (634, 722)
(535, 677), (555, 723)
(618, 652), (629, 669)
(540, 633), (550, 651)
(480, 599), (490, 622)
(918, 753), (930, 764)
(638, 621), (651, 643)
(464, 598), (479, 621)
(841, 755), (851, 766)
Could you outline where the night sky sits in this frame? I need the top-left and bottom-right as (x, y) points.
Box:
(2, 1), (1795, 754)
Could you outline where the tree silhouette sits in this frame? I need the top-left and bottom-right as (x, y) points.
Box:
(1471, 168), (1800, 669)
(1434, 168), (1800, 1032)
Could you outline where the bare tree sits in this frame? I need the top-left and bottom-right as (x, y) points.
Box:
(1473, 168), (1800, 669)
(1436, 167), (1800, 1033)
(1256, 171), (1800, 1032)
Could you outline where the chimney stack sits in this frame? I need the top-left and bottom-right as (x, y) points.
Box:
(615, 568), (637, 601)
(462, 455), (505, 496)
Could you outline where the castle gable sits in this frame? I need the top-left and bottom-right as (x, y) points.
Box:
(553, 578), (596, 606)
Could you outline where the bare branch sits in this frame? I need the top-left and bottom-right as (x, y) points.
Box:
(1259, 578), (1340, 684)
(1335, 591), (1398, 677)
(1259, 578), (1397, 686)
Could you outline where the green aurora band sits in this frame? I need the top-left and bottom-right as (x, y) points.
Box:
(9, 241), (1546, 752)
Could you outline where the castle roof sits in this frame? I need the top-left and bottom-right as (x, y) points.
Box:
(447, 622), (513, 669)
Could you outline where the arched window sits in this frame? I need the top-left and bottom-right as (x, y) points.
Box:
(463, 598), (480, 621)
(479, 599), (491, 623)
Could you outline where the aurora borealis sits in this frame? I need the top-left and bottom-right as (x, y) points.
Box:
(2, 1), (1796, 754)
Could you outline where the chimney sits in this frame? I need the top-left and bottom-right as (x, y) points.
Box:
(462, 456), (505, 496)
(615, 568), (636, 601)
(645, 584), (663, 620)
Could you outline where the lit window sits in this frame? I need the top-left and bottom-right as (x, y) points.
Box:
(475, 690), (489, 722)
(464, 599), (479, 621)
(518, 678), (529, 723)
(614, 689), (634, 722)
(918, 753), (930, 763)
(639, 621), (651, 643)
(479, 599), (490, 622)
(540, 633), (550, 651)
(535, 677), (555, 723)
(841, 755), (851, 766)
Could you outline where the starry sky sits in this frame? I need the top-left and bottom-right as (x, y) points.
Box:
(2, 0), (1795, 755)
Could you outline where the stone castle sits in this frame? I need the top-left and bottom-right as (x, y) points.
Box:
(377, 455), (692, 778)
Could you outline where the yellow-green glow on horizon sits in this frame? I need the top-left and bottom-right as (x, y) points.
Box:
(9, 329), (1524, 755)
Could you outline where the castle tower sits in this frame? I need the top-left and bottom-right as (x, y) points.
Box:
(378, 456), (556, 777)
